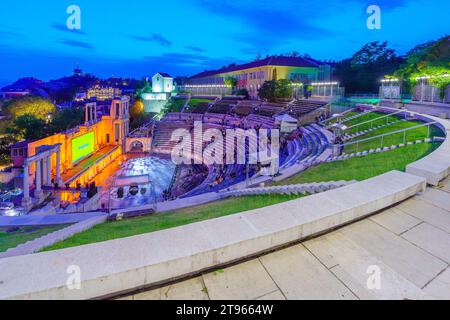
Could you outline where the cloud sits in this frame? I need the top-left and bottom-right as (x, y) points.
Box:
(197, 0), (334, 38)
(142, 52), (242, 72)
(143, 52), (209, 65)
(52, 23), (87, 35)
(195, 0), (335, 54)
(59, 39), (94, 50)
(130, 33), (172, 47)
(185, 46), (207, 52)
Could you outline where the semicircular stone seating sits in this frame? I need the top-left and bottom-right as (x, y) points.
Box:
(151, 110), (333, 199)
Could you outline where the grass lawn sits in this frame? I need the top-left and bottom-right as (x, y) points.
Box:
(0, 225), (70, 253)
(170, 99), (186, 112)
(324, 111), (359, 125)
(275, 142), (441, 185)
(189, 98), (212, 108)
(344, 121), (444, 154)
(42, 194), (304, 252)
(343, 112), (404, 132)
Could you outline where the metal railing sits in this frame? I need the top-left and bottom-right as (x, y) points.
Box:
(345, 110), (406, 132)
(336, 121), (439, 154)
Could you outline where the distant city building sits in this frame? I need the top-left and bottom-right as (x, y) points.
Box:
(0, 77), (47, 98)
(87, 84), (122, 101)
(182, 56), (334, 98)
(1, 88), (30, 99)
(141, 73), (175, 113)
(74, 92), (87, 102)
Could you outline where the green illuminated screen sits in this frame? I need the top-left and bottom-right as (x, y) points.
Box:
(72, 132), (95, 163)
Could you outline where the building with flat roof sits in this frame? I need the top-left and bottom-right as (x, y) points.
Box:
(182, 56), (333, 98)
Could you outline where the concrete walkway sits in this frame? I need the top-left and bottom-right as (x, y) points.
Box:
(0, 214), (107, 259)
(0, 211), (106, 227)
(406, 102), (450, 119)
(121, 178), (450, 300)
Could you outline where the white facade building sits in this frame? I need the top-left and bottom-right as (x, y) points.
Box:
(152, 73), (174, 93)
(142, 73), (175, 114)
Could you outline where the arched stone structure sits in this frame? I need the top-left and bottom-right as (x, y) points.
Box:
(125, 137), (152, 153)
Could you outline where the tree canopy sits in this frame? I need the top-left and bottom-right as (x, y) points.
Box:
(13, 114), (48, 140)
(6, 96), (57, 120)
(49, 107), (84, 133)
(258, 80), (293, 102)
(224, 77), (238, 89)
(334, 41), (404, 93)
(394, 36), (450, 94)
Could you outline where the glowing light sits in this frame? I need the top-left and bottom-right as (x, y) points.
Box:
(381, 79), (399, 83)
(415, 74), (449, 80)
(311, 82), (339, 86)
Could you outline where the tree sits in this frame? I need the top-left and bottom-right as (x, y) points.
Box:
(394, 36), (450, 96)
(130, 99), (151, 130)
(224, 77), (237, 89)
(334, 41), (404, 93)
(258, 80), (277, 102)
(275, 79), (293, 99)
(135, 78), (152, 99)
(0, 135), (16, 166)
(13, 115), (48, 140)
(49, 107), (84, 133)
(258, 80), (293, 102)
(130, 99), (145, 119)
(6, 96), (56, 120)
(236, 88), (250, 99)
(351, 41), (396, 65)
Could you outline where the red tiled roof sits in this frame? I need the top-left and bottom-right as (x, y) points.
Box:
(157, 72), (172, 78)
(190, 56), (321, 79)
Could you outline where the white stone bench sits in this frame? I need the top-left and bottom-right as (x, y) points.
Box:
(406, 115), (450, 186)
(0, 171), (426, 300)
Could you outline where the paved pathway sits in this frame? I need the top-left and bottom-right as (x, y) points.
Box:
(120, 178), (450, 300)
(0, 214), (107, 259)
(0, 211), (105, 227)
(406, 102), (450, 119)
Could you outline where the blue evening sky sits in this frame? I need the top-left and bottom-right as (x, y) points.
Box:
(0, 0), (448, 85)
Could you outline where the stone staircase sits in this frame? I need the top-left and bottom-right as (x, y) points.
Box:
(324, 110), (371, 128)
(327, 138), (434, 163)
(0, 214), (107, 259)
(220, 180), (356, 197)
(342, 120), (403, 141)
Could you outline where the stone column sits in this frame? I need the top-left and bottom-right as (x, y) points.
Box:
(35, 159), (44, 200)
(41, 157), (47, 186)
(21, 162), (32, 210)
(56, 148), (63, 186)
(85, 105), (89, 125)
(42, 156), (50, 187)
(46, 155), (52, 186)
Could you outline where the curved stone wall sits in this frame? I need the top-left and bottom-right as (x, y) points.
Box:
(0, 107), (449, 300)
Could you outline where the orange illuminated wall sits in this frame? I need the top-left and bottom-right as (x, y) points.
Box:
(26, 96), (130, 184)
